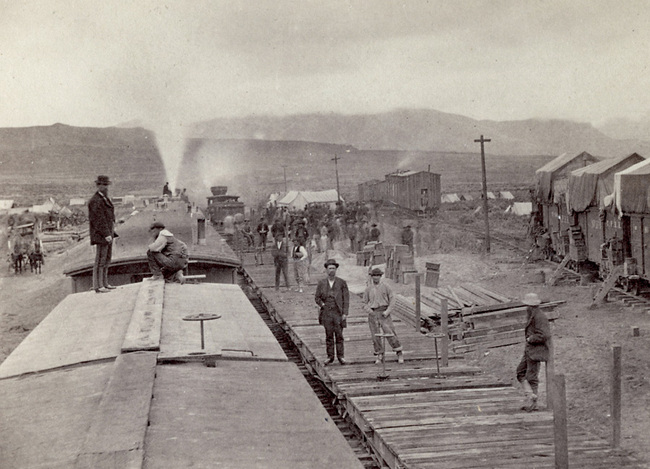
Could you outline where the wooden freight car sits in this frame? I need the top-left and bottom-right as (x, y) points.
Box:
(358, 169), (441, 213)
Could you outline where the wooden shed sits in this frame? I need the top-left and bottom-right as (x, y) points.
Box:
(359, 170), (440, 213)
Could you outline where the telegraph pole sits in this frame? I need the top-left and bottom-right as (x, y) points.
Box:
(332, 153), (341, 205)
(474, 135), (491, 253)
(282, 165), (288, 193)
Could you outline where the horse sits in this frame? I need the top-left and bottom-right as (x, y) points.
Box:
(11, 252), (26, 274)
(29, 251), (44, 274)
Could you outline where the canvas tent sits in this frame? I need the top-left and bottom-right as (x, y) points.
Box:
(277, 189), (341, 210)
(441, 193), (461, 203)
(613, 158), (650, 214)
(0, 200), (14, 211)
(460, 194), (474, 201)
(567, 153), (645, 213)
(506, 202), (533, 216)
(486, 192), (497, 200)
(499, 191), (514, 200)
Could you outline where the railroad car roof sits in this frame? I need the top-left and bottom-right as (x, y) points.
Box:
(64, 202), (239, 276)
(0, 282), (367, 469)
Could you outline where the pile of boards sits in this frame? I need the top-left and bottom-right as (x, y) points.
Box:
(390, 282), (562, 353)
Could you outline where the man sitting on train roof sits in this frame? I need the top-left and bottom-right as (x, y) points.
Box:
(147, 221), (188, 284)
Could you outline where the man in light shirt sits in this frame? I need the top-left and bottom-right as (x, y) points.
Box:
(147, 221), (188, 283)
(363, 267), (404, 364)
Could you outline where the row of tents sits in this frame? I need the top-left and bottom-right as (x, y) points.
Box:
(441, 191), (515, 203)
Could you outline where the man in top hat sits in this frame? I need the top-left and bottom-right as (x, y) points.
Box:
(88, 175), (117, 293)
(516, 292), (551, 412)
(314, 259), (349, 365)
(147, 221), (188, 283)
(363, 267), (404, 364)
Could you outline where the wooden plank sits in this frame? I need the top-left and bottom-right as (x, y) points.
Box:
(546, 254), (570, 286)
(591, 265), (623, 307)
(75, 352), (157, 468)
(121, 281), (164, 352)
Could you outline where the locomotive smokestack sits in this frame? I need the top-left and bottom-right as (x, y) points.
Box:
(197, 217), (206, 245)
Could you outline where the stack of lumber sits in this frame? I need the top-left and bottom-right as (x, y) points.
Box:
(453, 300), (564, 353)
(357, 241), (385, 266)
(40, 227), (89, 252)
(391, 284), (513, 338)
(385, 244), (416, 283)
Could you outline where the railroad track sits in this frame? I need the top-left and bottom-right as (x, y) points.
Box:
(239, 277), (380, 469)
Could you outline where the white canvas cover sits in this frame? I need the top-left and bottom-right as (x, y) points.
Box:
(510, 202), (533, 216)
(567, 153), (644, 213)
(441, 193), (461, 203)
(613, 158), (650, 214)
(499, 191), (514, 200)
(0, 200), (14, 210)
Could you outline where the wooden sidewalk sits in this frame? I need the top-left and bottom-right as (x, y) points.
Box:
(241, 253), (644, 469)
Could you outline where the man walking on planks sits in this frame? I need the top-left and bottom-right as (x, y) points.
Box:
(363, 268), (404, 364)
(516, 292), (551, 412)
(315, 259), (349, 365)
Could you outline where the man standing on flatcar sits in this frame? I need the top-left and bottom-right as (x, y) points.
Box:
(88, 175), (117, 293)
(315, 259), (349, 365)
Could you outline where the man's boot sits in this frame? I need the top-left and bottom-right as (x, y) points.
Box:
(520, 380), (538, 411)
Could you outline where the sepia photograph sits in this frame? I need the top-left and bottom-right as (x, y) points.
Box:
(1, 1), (649, 467)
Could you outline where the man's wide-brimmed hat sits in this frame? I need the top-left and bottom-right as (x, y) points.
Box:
(150, 221), (165, 230)
(324, 259), (339, 268)
(95, 175), (112, 185)
(522, 293), (542, 306)
(370, 268), (383, 276)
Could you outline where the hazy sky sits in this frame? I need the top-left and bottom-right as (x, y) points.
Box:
(2, 1), (649, 185)
(2, 0), (649, 129)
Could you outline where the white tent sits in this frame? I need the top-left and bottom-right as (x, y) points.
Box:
(507, 202), (533, 216)
(487, 192), (497, 199)
(277, 189), (341, 210)
(441, 193), (461, 203)
(69, 198), (86, 206)
(0, 200), (14, 211)
(499, 191), (515, 200)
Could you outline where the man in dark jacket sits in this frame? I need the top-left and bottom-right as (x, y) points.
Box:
(314, 259), (349, 365)
(256, 217), (269, 251)
(516, 292), (551, 411)
(271, 233), (290, 291)
(88, 175), (116, 293)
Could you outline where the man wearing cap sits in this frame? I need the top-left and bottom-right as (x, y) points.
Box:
(88, 175), (117, 293)
(147, 221), (188, 283)
(516, 292), (551, 412)
(314, 259), (349, 365)
(363, 268), (404, 364)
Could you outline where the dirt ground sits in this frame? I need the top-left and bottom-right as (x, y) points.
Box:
(1, 218), (649, 466)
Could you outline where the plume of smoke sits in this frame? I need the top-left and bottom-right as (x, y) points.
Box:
(150, 121), (187, 193)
